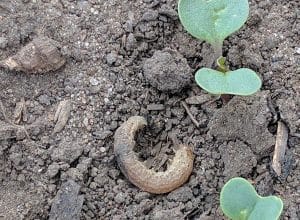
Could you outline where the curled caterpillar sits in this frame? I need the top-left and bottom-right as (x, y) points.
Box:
(0, 36), (65, 74)
(114, 116), (194, 194)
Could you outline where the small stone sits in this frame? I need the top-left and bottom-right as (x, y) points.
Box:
(89, 77), (99, 86)
(114, 192), (126, 204)
(142, 9), (158, 21)
(99, 147), (106, 153)
(106, 52), (118, 66)
(47, 163), (60, 178)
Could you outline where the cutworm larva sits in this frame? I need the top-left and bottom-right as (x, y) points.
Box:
(114, 116), (194, 194)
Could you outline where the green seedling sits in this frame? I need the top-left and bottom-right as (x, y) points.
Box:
(178, 0), (262, 96)
(220, 177), (283, 220)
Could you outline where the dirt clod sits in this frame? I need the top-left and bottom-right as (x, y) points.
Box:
(209, 91), (275, 156)
(49, 179), (84, 220)
(219, 140), (257, 179)
(51, 140), (84, 164)
(143, 49), (192, 93)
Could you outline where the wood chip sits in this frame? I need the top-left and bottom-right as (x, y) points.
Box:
(53, 100), (71, 134)
(272, 121), (289, 176)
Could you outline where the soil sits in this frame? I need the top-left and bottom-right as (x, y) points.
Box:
(0, 0), (299, 219)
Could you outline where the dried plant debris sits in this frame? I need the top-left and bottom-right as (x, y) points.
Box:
(0, 36), (65, 74)
(53, 99), (71, 134)
(13, 97), (27, 124)
(272, 121), (289, 176)
(114, 116), (194, 194)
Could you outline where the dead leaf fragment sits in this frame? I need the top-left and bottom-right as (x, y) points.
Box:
(13, 98), (27, 124)
(53, 100), (71, 134)
(272, 121), (289, 176)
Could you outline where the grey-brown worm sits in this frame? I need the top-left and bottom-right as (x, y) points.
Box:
(114, 116), (194, 194)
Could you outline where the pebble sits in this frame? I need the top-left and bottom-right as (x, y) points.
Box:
(89, 77), (99, 86)
(106, 52), (118, 66)
(114, 192), (126, 204)
(47, 163), (60, 178)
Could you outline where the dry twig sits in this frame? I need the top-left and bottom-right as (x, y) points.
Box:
(181, 101), (200, 128)
(0, 99), (30, 139)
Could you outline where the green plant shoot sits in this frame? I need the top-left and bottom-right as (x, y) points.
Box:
(178, 0), (249, 58)
(220, 177), (283, 220)
(178, 0), (262, 96)
(195, 68), (262, 95)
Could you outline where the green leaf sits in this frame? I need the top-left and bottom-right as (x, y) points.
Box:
(178, 0), (249, 45)
(220, 177), (283, 220)
(248, 197), (283, 220)
(195, 68), (262, 95)
(220, 178), (259, 220)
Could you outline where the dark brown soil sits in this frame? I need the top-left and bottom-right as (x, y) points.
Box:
(0, 0), (299, 219)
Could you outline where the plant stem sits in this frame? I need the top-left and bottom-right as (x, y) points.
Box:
(212, 42), (223, 66)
